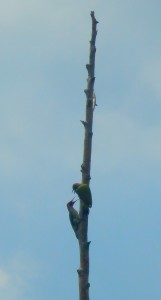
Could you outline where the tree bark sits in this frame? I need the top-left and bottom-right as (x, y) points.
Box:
(77, 11), (98, 300)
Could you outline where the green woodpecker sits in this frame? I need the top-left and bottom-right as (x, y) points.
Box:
(67, 198), (80, 239)
(72, 183), (92, 213)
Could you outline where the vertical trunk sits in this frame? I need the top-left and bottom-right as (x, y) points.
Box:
(77, 11), (98, 300)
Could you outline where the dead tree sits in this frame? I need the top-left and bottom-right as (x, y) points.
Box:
(67, 11), (98, 300)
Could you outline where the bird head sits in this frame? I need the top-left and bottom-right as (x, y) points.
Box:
(67, 197), (78, 208)
(72, 183), (81, 193)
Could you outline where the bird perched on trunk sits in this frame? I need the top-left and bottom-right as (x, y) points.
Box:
(67, 198), (80, 239)
(72, 183), (92, 215)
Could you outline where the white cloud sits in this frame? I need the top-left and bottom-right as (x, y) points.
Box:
(0, 0), (94, 61)
(0, 269), (10, 288)
(0, 254), (40, 300)
(0, 0), (91, 37)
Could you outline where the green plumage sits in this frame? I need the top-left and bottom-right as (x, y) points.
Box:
(72, 183), (92, 209)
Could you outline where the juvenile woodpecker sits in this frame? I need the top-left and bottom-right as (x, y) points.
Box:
(67, 198), (80, 239)
(72, 183), (92, 213)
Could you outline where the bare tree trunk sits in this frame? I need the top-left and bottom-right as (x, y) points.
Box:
(77, 11), (98, 300)
(67, 11), (98, 300)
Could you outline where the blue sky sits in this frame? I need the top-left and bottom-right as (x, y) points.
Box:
(0, 0), (161, 299)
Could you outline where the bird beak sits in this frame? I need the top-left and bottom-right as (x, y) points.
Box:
(71, 197), (78, 204)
